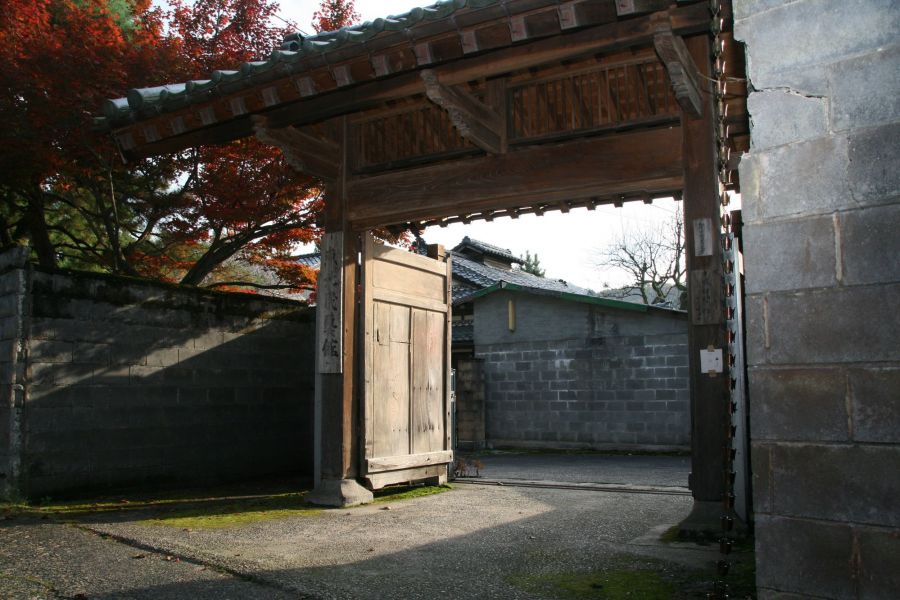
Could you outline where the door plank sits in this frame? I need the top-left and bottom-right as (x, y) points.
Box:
(367, 450), (454, 473)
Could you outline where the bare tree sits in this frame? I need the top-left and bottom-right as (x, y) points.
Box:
(597, 209), (686, 309)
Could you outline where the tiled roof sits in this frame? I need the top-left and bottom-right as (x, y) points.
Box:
(290, 245), (681, 315)
(451, 236), (522, 265)
(451, 253), (597, 303)
(452, 320), (474, 343)
(294, 252), (321, 269)
(99, 0), (506, 128)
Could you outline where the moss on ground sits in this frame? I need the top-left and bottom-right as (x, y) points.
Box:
(139, 492), (322, 528)
(509, 551), (757, 600)
(2, 482), (452, 529)
(511, 569), (675, 599)
(372, 483), (452, 503)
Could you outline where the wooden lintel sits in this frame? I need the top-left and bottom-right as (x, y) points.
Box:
(347, 126), (683, 228)
(421, 70), (503, 154)
(117, 2), (710, 159)
(653, 16), (703, 118)
(252, 116), (340, 180)
(615, 0), (670, 16)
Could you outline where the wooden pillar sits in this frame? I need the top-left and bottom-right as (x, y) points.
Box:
(308, 116), (372, 506)
(679, 32), (731, 533)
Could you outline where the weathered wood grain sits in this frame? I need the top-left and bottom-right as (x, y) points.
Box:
(367, 451), (453, 473)
(347, 126), (683, 228)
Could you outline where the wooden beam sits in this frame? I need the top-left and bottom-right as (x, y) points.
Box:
(117, 2), (710, 159)
(252, 116), (340, 180)
(615, 0), (670, 16)
(680, 33), (731, 519)
(347, 126), (683, 228)
(653, 16), (703, 118)
(421, 70), (503, 154)
(366, 450), (454, 473)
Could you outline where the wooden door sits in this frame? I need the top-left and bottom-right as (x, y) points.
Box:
(361, 233), (453, 489)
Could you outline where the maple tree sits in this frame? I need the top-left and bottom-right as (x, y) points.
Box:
(0, 0), (344, 294)
(0, 0), (176, 269)
(311, 0), (360, 33)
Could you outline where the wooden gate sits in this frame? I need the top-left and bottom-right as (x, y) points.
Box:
(361, 233), (453, 489)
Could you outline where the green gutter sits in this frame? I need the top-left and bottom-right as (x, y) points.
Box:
(457, 282), (660, 314)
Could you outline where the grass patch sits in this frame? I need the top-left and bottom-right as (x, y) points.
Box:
(512, 569), (675, 600)
(659, 525), (681, 544)
(510, 551), (757, 600)
(373, 483), (453, 503)
(139, 492), (322, 529)
(3, 482), (452, 529)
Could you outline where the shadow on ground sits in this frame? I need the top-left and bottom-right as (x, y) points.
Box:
(2, 473), (755, 599)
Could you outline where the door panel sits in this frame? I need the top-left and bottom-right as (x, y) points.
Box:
(362, 233), (452, 487)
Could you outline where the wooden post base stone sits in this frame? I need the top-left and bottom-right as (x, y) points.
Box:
(306, 478), (374, 508)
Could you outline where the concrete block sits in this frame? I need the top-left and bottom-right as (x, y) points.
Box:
(732, 0), (796, 21)
(0, 247), (28, 271)
(735, 0), (899, 88)
(108, 344), (148, 366)
(751, 135), (851, 220)
(72, 343), (110, 366)
(749, 367), (849, 442)
(766, 285), (900, 364)
(750, 442), (772, 514)
(29, 340), (73, 364)
(830, 43), (900, 131)
(839, 203), (900, 287)
(748, 89), (828, 152)
(738, 153), (762, 224)
(90, 366), (132, 387)
(848, 121), (900, 208)
(144, 348), (180, 368)
(755, 515), (855, 598)
(744, 295), (767, 366)
(850, 368), (900, 443)
(743, 216), (836, 294)
(27, 363), (90, 387)
(772, 443), (900, 526)
(859, 526), (900, 599)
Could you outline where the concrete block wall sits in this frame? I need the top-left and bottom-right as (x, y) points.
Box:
(455, 358), (486, 451)
(0, 248), (29, 499)
(736, 1), (900, 597)
(0, 248), (316, 499)
(474, 291), (690, 450)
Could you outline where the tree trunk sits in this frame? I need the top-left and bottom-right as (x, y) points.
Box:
(25, 193), (56, 269)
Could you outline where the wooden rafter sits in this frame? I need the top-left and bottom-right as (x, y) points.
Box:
(421, 70), (503, 155)
(347, 126), (683, 229)
(252, 116), (340, 180)
(115, 2), (710, 159)
(652, 15), (703, 118)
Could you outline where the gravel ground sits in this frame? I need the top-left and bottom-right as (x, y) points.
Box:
(470, 452), (690, 488)
(0, 517), (295, 599)
(1, 455), (718, 599)
(77, 485), (708, 600)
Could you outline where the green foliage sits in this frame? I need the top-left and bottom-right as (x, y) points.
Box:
(521, 250), (546, 277)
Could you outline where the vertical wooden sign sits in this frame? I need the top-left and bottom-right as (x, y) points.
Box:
(317, 231), (344, 374)
(693, 218), (714, 257)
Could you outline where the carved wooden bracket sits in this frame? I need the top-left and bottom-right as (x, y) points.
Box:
(652, 15), (703, 118)
(421, 70), (504, 155)
(252, 116), (340, 180)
